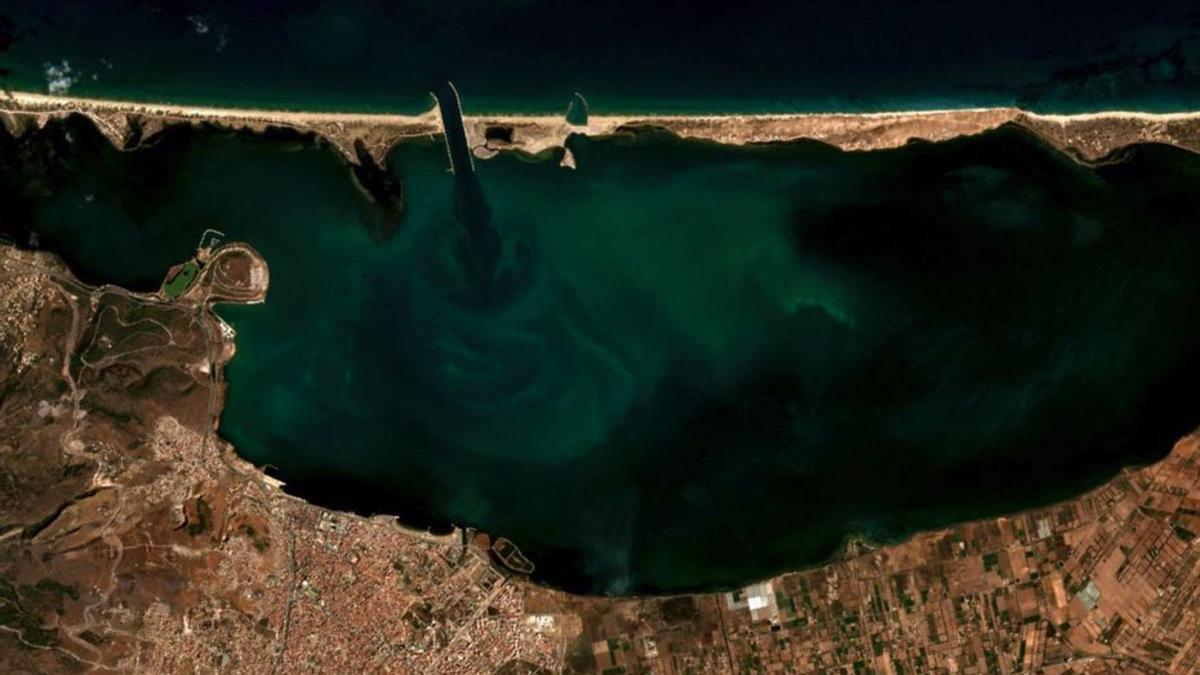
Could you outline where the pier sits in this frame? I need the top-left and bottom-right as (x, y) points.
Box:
(434, 81), (475, 176)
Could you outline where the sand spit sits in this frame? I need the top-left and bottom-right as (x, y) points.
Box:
(3, 91), (1200, 166)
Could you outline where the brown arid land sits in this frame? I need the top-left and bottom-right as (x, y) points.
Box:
(4, 91), (1200, 170)
(4, 93), (1200, 674)
(3, 240), (1200, 673)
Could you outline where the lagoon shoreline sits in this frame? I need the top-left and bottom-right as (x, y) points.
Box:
(4, 90), (1200, 170)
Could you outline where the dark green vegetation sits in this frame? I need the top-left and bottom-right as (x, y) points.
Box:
(2, 116), (1200, 594)
(0, 577), (79, 649)
(163, 261), (199, 298)
(186, 497), (213, 536)
(238, 524), (270, 553)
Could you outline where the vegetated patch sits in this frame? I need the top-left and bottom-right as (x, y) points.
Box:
(78, 629), (106, 645)
(130, 366), (198, 399)
(659, 596), (699, 624)
(239, 524), (270, 552)
(31, 578), (79, 603)
(0, 579), (60, 649)
(186, 497), (212, 536)
(163, 261), (200, 299)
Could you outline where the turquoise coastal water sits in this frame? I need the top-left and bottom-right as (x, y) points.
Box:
(3, 117), (1200, 593)
(2, 1), (1199, 113)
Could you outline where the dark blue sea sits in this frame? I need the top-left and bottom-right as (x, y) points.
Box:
(2, 0), (1199, 113)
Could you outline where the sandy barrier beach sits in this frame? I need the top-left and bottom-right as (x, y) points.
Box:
(3, 90), (1200, 166)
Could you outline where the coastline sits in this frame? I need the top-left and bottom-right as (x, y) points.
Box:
(6, 88), (1200, 669)
(6, 238), (1200, 671)
(5, 90), (1200, 168)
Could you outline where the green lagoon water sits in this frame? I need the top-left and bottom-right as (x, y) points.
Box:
(4, 117), (1200, 593)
